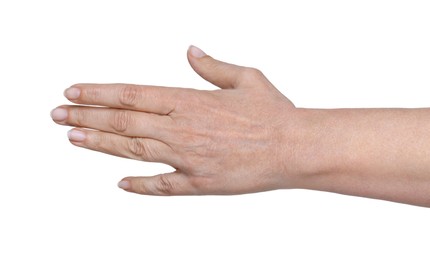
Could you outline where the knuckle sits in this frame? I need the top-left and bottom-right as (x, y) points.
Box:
(83, 87), (102, 101)
(172, 89), (189, 105)
(71, 109), (87, 126)
(134, 182), (149, 194)
(174, 89), (202, 112)
(237, 67), (267, 87)
(111, 110), (131, 132)
(154, 175), (175, 195)
(86, 132), (112, 153)
(127, 138), (153, 160)
(189, 176), (213, 193)
(244, 67), (264, 78)
(89, 132), (104, 149)
(119, 85), (140, 107)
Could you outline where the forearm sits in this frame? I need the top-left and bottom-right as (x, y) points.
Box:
(296, 108), (430, 207)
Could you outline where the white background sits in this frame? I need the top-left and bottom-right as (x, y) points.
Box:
(1, 0), (429, 259)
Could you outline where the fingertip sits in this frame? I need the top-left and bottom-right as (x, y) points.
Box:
(67, 128), (86, 142)
(64, 86), (81, 100)
(118, 179), (131, 190)
(188, 45), (207, 58)
(50, 107), (68, 121)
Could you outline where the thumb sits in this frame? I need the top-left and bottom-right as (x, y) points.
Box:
(187, 45), (249, 89)
(117, 172), (195, 195)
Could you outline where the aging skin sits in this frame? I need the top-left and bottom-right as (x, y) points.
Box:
(51, 46), (430, 207)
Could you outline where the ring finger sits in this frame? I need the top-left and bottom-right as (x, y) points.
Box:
(67, 128), (179, 166)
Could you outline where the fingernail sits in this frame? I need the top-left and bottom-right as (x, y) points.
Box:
(189, 45), (206, 58)
(118, 180), (131, 190)
(51, 108), (68, 121)
(64, 87), (81, 99)
(67, 129), (86, 142)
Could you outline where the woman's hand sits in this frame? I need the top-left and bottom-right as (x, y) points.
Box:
(52, 46), (430, 207)
(51, 46), (308, 195)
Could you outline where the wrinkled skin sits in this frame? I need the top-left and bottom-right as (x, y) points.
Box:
(51, 46), (305, 195)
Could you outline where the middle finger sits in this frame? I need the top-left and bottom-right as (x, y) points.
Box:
(52, 105), (171, 140)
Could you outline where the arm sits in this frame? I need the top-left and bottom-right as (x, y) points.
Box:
(51, 46), (430, 207)
(294, 108), (430, 207)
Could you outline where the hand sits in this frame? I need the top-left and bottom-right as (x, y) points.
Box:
(51, 46), (307, 195)
(51, 46), (430, 206)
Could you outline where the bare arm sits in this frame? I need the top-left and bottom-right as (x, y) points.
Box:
(297, 108), (430, 206)
(51, 46), (430, 207)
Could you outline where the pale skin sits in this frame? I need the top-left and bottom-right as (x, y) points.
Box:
(51, 46), (430, 207)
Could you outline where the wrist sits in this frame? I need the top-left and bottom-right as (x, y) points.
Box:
(276, 108), (337, 190)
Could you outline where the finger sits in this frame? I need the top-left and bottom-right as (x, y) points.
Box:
(67, 128), (178, 165)
(51, 106), (172, 139)
(64, 83), (179, 115)
(187, 45), (269, 89)
(187, 45), (243, 89)
(118, 172), (198, 196)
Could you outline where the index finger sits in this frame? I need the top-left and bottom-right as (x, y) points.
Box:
(64, 83), (179, 115)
